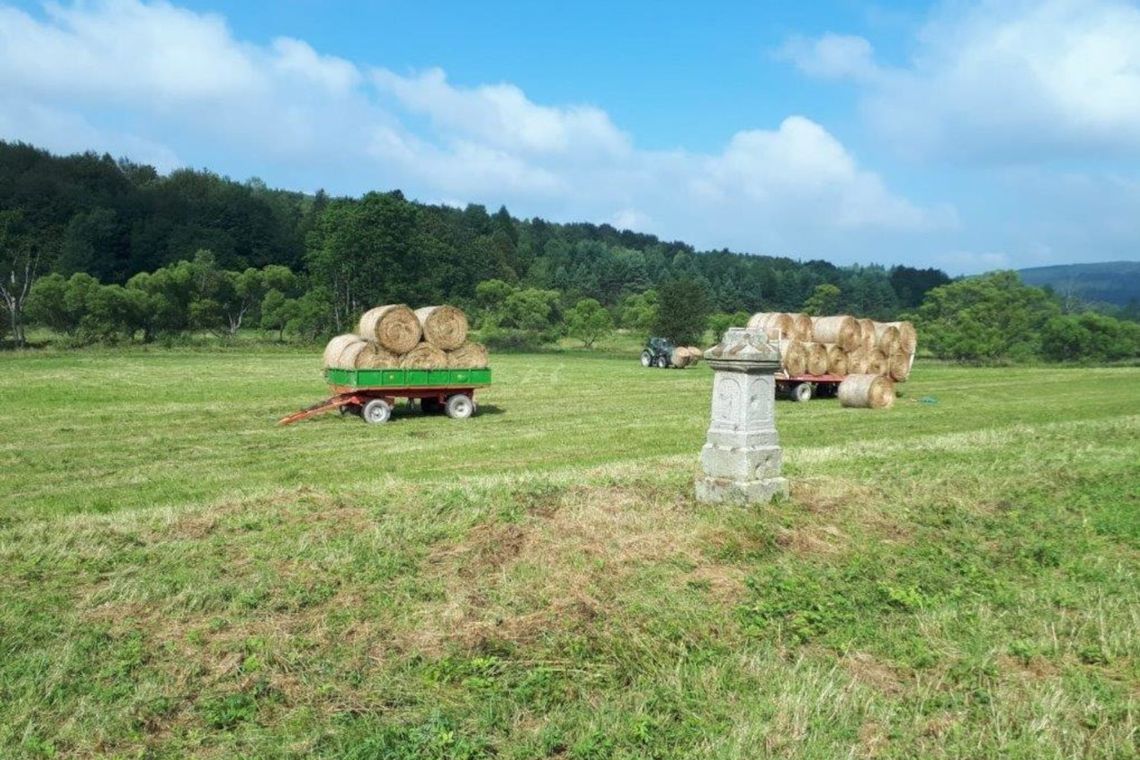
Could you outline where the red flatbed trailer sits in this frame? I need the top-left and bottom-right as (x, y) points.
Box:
(775, 373), (846, 402)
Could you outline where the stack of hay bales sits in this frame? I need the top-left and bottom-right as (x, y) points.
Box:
(670, 345), (704, 368)
(744, 311), (917, 382)
(323, 304), (488, 370)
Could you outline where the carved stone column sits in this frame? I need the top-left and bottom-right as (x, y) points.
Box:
(695, 328), (789, 505)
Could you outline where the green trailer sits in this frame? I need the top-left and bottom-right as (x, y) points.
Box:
(279, 366), (492, 425)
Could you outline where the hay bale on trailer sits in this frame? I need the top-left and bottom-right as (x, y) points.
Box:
(805, 342), (829, 376)
(873, 322), (902, 356)
(824, 343), (848, 375)
(415, 305), (469, 350)
(358, 305), (422, 354)
(777, 340), (808, 375)
(336, 339), (370, 370)
(845, 349), (870, 375)
(356, 341), (399, 369)
(868, 349), (890, 377)
(747, 312), (796, 340)
(323, 334), (362, 367)
(888, 351), (913, 382)
(857, 318), (876, 353)
(838, 374), (896, 409)
(399, 342), (448, 369)
(812, 315), (862, 352)
(886, 321), (917, 355)
(789, 313), (814, 342)
(447, 341), (489, 369)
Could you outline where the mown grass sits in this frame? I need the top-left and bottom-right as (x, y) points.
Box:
(0, 348), (1137, 758)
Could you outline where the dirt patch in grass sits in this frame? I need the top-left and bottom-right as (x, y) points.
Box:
(409, 483), (743, 654)
(841, 651), (908, 696)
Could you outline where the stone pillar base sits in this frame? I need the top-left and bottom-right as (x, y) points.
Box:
(695, 475), (788, 506)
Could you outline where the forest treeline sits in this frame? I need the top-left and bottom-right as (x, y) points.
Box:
(2, 141), (1138, 362)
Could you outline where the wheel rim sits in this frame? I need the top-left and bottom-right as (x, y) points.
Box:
(364, 401), (389, 422)
(454, 399), (471, 417)
(641, 353), (650, 366)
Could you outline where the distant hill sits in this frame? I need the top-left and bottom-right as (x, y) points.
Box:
(1019, 261), (1140, 307)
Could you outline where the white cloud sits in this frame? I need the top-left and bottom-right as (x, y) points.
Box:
(0, 0), (950, 266)
(783, 0), (1140, 161)
(776, 33), (878, 82)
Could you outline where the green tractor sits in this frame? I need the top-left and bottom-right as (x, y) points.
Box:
(641, 336), (676, 368)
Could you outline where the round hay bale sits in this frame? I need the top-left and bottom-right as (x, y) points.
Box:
(747, 312), (796, 340)
(777, 339), (808, 375)
(414, 305), (469, 350)
(812, 315), (861, 351)
(888, 351), (913, 382)
(685, 346), (703, 365)
(838, 374), (896, 409)
(873, 323), (901, 355)
(323, 334), (362, 368)
(336, 340), (369, 370)
(447, 341), (489, 369)
(670, 347), (691, 368)
(358, 305), (422, 354)
(356, 341), (399, 369)
(868, 349), (890, 376)
(399, 342), (448, 369)
(845, 349), (869, 375)
(824, 343), (848, 376)
(805, 342), (829, 376)
(857, 318), (876, 353)
(886, 321), (917, 355)
(789, 313), (813, 342)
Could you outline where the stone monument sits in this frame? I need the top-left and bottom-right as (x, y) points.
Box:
(695, 327), (789, 505)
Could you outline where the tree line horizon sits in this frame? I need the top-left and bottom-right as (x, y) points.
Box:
(2, 141), (1137, 362)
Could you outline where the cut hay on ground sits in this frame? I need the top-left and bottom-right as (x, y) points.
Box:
(358, 305), (422, 354)
(874, 323), (902, 356)
(323, 334), (362, 368)
(806, 342), (829, 376)
(400, 342), (448, 369)
(838, 374), (896, 409)
(812, 315), (861, 352)
(777, 339), (808, 375)
(886, 321), (917, 355)
(888, 351), (913, 382)
(824, 344), (848, 376)
(415, 305), (469, 351)
(355, 341), (399, 369)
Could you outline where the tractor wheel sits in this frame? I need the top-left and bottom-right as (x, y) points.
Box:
(445, 394), (475, 419)
(362, 398), (392, 423)
(655, 355), (669, 369)
(640, 351), (653, 367)
(791, 383), (813, 403)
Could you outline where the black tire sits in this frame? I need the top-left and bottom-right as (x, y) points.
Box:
(655, 355), (669, 369)
(791, 383), (813, 403)
(640, 351), (653, 367)
(445, 394), (475, 419)
(362, 398), (392, 424)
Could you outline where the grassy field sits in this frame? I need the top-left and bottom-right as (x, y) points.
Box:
(1, 348), (1137, 758)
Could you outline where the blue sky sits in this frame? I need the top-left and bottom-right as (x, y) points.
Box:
(2, 0), (1139, 274)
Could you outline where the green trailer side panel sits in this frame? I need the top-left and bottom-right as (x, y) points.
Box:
(324, 367), (491, 388)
